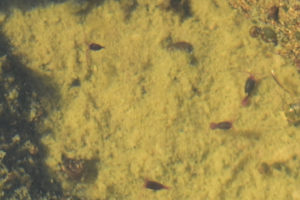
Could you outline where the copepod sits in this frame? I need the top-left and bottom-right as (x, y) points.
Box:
(241, 74), (257, 107)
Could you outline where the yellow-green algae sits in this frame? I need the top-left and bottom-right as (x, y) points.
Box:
(2, 0), (300, 199)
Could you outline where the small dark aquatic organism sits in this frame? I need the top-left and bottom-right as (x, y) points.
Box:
(167, 41), (193, 53)
(70, 78), (81, 87)
(242, 74), (258, 106)
(144, 179), (169, 191)
(244, 74), (256, 95)
(210, 121), (233, 130)
(89, 43), (104, 51)
(85, 42), (105, 67)
(258, 162), (272, 175)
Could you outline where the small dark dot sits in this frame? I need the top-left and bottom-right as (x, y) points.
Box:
(70, 78), (81, 87)
(89, 43), (104, 51)
(144, 180), (168, 191)
(244, 77), (256, 95)
(210, 121), (232, 130)
(218, 122), (232, 129)
(258, 162), (271, 175)
(167, 41), (193, 53)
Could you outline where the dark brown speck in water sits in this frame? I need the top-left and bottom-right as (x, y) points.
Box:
(167, 41), (193, 53)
